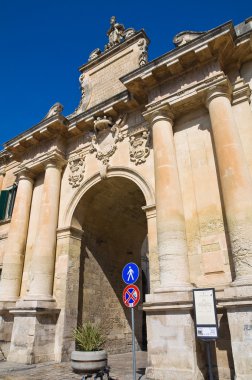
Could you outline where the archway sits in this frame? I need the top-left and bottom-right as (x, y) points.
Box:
(72, 176), (149, 353)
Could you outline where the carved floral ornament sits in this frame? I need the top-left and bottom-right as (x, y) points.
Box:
(68, 153), (86, 188)
(129, 128), (150, 165)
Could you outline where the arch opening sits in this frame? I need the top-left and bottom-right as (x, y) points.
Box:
(72, 176), (149, 353)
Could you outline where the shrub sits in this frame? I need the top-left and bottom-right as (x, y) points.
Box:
(73, 322), (106, 351)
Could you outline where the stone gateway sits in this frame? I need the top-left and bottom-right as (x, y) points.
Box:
(0, 16), (252, 379)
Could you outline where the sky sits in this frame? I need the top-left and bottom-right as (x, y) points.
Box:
(0, 0), (251, 149)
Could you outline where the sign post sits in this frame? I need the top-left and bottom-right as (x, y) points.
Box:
(193, 288), (218, 380)
(122, 263), (140, 380)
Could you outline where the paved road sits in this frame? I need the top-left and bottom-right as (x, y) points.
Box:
(0, 351), (147, 380)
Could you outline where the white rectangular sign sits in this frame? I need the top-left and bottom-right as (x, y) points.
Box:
(197, 326), (218, 338)
(194, 289), (216, 325)
(193, 288), (218, 339)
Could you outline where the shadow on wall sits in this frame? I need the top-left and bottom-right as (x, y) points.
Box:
(196, 310), (235, 379)
(75, 177), (148, 354)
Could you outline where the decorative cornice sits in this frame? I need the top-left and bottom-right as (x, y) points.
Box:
(79, 30), (150, 72)
(4, 114), (69, 156)
(232, 79), (251, 105)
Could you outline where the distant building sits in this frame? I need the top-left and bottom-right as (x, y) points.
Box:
(0, 16), (252, 379)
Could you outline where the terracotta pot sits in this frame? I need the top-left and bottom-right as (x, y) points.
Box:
(71, 350), (107, 373)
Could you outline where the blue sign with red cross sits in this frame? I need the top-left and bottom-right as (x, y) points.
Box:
(123, 284), (140, 308)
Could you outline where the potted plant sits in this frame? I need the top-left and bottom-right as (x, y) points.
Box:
(71, 321), (107, 374)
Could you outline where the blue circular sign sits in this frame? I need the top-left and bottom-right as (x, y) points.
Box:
(122, 262), (139, 285)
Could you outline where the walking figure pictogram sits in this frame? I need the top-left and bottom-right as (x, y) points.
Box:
(122, 262), (139, 285)
(127, 266), (134, 281)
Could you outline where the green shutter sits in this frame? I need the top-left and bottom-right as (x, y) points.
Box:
(7, 185), (17, 218)
(0, 190), (8, 220)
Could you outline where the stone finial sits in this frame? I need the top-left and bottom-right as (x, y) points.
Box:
(173, 31), (205, 47)
(44, 102), (64, 119)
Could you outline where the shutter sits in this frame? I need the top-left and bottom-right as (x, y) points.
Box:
(7, 185), (17, 218)
(0, 190), (9, 220)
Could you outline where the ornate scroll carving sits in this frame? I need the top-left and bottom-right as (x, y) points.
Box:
(88, 48), (101, 61)
(68, 153), (86, 188)
(173, 31), (205, 47)
(89, 114), (126, 165)
(129, 129), (150, 165)
(43, 103), (63, 119)
(138, 38), (148, 67)
(72, 73), (92, 115)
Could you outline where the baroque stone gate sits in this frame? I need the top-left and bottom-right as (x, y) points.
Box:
(0, 15), (252, 380)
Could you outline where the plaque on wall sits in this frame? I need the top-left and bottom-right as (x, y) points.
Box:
(193, 288), (218, 339)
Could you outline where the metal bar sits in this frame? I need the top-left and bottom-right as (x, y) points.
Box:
(206, 341), (214, 380)
(131, 306), (136, 380)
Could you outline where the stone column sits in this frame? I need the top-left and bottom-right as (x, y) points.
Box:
(142, 205), (159, 292)
(144, 106), (191, 290)
(0, 169), (34, 301)
(54, 226), (84, 361)
(206, 85), (252, 285)
(25, 159), (64, 300)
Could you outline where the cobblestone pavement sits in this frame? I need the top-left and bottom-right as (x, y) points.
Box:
(0, 351), (147, 380)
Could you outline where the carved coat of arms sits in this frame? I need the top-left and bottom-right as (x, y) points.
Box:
(90, 114), (126, 165)
(68, 153), (86, 188)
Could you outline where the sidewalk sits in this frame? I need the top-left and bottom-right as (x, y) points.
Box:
(0, 351), (147, 380)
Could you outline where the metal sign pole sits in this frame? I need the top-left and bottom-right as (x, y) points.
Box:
(131, 306), (136, 380)
(206, 341), (214, 380)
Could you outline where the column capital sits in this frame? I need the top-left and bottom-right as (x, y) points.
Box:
(43, 154), (67, 171)
(205, 84), (231, 109)
(142, 104), (174, 125)
(142, 204), (156, 220)
(14, 167), (35, 183)
(57, 226), (84, 240)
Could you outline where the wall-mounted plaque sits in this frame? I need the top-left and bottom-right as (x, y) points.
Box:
(193, 288), (218, 339)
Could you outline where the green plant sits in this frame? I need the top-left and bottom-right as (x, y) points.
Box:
(73, 322), (106, 351)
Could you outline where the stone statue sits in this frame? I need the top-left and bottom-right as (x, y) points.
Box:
(106, 16), (125, 49)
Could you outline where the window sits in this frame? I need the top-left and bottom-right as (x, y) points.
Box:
(0, 184), (17, 221)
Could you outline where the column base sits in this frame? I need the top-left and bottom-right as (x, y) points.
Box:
(231, 275), (252, 287)
(220, 284), (252, 379)
(23, 294), (56, 302)
(145, 367), (203, 380)
(155, 283), (192, 293)
(7, 300), (60, 364)
(0, 296), (18, 302)
(144, 290), (198, 380)
(0, 301), (16, 360)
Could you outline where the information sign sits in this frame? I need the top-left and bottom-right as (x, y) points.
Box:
(193, 288), (218, 339)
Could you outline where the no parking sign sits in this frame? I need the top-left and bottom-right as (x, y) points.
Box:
(123, 284), (140, 308)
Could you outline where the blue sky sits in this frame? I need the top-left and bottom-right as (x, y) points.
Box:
(0, 0), (251, 149)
